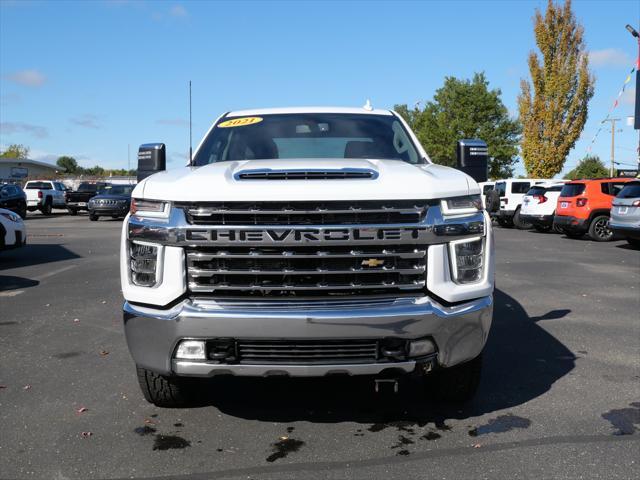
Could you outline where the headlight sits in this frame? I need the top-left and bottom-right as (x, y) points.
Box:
(129, 241), (161, 287)
(0, 212), (21, 223)
(449, 236), (484, 284)
(441, 195), (482, 215)
(130, 198), (169, 218)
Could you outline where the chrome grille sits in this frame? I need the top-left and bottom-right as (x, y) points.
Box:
(186, 245), (426, 296)
(236, 339), (379, 364)
(179, 200), (430, 226)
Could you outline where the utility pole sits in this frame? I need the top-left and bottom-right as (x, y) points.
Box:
(603, 118), (620, 177)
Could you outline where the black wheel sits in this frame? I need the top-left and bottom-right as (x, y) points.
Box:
(429, 354), (482, 403)
(588, 215), (613, 242)
(533, 224), (551, 233)
(497, 217), (513, 228)
(40, 199), (52, 215)
(513, 209), (532, 230)
(18, 203), (27, 219)
(68, 208), (78, 216)
(136, 366), (196, 408)
(626, 238), (640, 248)
(89, 213), (99, 221)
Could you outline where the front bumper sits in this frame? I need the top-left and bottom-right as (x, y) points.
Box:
(123, 295), (493, 377)
(67, 201), (89, 210)
(89, 205), (129, 217)
(553, 215), (588, 233)
(519, 213), (553, 227)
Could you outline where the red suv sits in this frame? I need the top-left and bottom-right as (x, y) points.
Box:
(553, 178), (634, 241)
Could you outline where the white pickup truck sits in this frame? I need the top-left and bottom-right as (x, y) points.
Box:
(121, 107), (495, 407)
(24, 180), (67, 215)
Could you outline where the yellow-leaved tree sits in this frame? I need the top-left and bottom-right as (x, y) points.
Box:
(518, 0), (595, 178)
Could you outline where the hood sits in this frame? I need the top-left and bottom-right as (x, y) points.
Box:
(136, 159), (475, 202)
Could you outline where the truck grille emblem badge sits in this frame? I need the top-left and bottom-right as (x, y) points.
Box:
(362, 258), (384, 267)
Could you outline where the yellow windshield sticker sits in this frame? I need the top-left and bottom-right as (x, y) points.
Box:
(217, 117), (263, 128)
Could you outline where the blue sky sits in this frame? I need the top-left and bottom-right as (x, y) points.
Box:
(0, 0), (638, 177)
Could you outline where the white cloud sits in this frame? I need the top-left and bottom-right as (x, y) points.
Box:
(169, 4), (188, 17)
(0, 121), (48, 138)
(589, 49), (633, 68)
(4, 69), (47, 87)
(70, 114), (101, 129)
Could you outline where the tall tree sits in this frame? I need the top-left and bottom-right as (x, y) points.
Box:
(395, 73), (521, 178)
(56, 156), (80, 173)
(518, 0), (595, 178)
(564, 155), (608, 180)
(0, 144), (30, 158)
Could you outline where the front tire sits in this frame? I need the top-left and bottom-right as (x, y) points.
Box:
(68, 208), (78, 216)
(136, 366), (196, 408)
(89, 213), (99, 221)
(18, 204), (27, 219)
(429, 354), (483, 403)
(588, 215), (613, 242)
(497, 217), (513, 228)
(534, 224), (551, 233)
(40, 199), (52, 216)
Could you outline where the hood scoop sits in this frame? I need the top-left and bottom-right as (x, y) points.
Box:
(234, 167), (379, 181)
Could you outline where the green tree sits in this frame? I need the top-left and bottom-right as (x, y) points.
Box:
(0, 144), (30, 158)
(395, 73), (521, 178)
(85, 165), (105, 176)
(564, 155), (608, 180)
(56, 156), (80, 173)
(518, 0), (595, 178)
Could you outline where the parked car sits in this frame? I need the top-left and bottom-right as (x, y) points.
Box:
(478, 181), (495, 209)
(519, 181), (566, 232)
(609, 180), (640, 247)
(24, 180), (67, 215)
(0, 207), (26, 251)
(87, 184), (134, 221)
(0, 183), (27, 219)
(553, 177), (634, 241)
(66, 182), (110, 215)
(494, 178), (546, 229)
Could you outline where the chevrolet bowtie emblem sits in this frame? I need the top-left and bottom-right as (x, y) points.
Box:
(362, 258), (385, 267)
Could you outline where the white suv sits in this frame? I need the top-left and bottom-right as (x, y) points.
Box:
(0, 207), (26, 251)
(520, 181), (566, 232)
(494, 178), (546, 229)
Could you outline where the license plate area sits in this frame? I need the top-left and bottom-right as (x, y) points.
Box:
(560, 202), (568, 208)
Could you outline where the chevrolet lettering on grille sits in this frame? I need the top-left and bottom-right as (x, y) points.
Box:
(185, 226), (430, 245)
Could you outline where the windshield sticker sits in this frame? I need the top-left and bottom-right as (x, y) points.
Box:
(217, 117), (263, 128)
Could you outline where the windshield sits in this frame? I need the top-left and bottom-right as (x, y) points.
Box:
(98, 185), (134, 196)
(25, 181), (51, 189)
(77, 183), (98, 192)
(193, 113), (421, 166)
(616, 182), (640, 198)
(560, 183), (586, 197)
(527, 186), (547, 196)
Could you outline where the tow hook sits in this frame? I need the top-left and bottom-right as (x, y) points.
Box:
(374, 378), (399, 394)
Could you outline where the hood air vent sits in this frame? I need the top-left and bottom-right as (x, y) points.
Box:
(234, 168), (378, 181)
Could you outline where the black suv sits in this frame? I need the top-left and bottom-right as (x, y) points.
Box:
(0, 183), (27, 219)
(87, 184), (134, 221)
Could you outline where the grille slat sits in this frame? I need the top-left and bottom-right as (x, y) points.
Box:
(189, 266), (424, 276)
(236, 340), (379, 364)
(235, 169), (377, 180)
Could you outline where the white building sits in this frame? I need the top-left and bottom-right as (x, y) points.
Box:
(0, 158), (61, 183)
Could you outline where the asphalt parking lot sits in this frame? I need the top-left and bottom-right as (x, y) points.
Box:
(1, 214), (639, 480)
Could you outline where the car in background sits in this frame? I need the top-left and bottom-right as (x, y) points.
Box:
(478, 181), (495, 209)
(609, 180), (640, 247)
(65, 182), (110, 215)
(554, 177), (634, 241)
(0, 207), (26, 251)
(0, 183), (27, 219)
(24, 180), (67, 215)
(494, 178), (546, 229)
(87, 184), (134, 221)
(519, 181), (566, 232)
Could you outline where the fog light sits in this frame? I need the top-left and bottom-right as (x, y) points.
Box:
(409, 339), (436, 358)
(449, 236), (484, 284)
(175, 340), (206, 360)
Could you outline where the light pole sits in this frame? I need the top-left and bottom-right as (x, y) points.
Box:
(625, 24), (639, 170)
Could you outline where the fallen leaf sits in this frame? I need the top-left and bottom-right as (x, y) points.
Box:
(99, 350), (109, 356)
(101, 300), (106, 304)
(77, 407), (88, 414)
(73, 318), (80, 323)
(473, 443), (481, 449)
(45, 304), (50, 307)
(279, 436), (288, 441)
(144, 418), (155, 425)
(81, 431), (92, 438)
(23, 385), (31, 390)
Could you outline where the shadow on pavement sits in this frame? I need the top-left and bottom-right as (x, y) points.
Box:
(200, 288), (575, 426)
(0, 275), (39, 291)
(0, 244), (81, 270)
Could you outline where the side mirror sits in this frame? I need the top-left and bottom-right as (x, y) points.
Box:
(456, 139), (488, 183)
(137, 143), (166, 182)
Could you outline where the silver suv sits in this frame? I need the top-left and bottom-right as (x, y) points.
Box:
(610, 180), (640, 248)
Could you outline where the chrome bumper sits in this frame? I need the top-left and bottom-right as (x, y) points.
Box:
(123, 295), (492, 377)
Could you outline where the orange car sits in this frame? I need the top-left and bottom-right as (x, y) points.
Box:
(553, 177), (635, 241)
